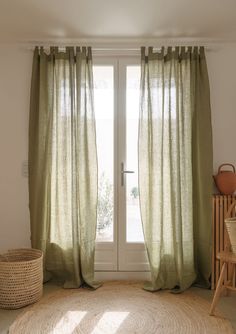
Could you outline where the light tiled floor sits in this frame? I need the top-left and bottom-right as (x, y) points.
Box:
(0, 283), (235, 333)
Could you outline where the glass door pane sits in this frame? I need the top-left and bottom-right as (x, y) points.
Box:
(126, 66), (144, 243)
(93, 66), (114, 242)
(94, 58), (149, 274)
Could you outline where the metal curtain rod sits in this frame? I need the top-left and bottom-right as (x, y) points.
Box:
(20, 37), (236, 51)
(24, 45), (216, 56)
(26, 46), (212, 51)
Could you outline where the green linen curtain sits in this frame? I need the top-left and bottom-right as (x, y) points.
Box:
(29, 46), (100, 288)
(139, 46), (213, 291)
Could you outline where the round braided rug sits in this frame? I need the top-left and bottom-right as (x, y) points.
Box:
(9, 281), (233, 334)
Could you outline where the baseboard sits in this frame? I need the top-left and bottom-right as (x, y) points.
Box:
(94, 271), (151, 281)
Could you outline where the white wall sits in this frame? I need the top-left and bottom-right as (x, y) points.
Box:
(0, 46), (32, 252)
(0, 44), (236, 252)
(207, 45), (236, 173)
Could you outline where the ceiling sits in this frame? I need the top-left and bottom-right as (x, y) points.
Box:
(0, 0), (236, 43)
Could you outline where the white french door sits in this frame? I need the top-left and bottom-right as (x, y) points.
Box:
(93, 57), (149, 276)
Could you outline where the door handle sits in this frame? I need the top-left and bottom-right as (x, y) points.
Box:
(121, 163), (134, 186)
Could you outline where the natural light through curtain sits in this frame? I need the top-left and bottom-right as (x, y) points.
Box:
(139, 46), (213, 291)
(91, 312), (129, 334)
(29, 47), (100, 288)
(93, 66), (114, 242)
(126, 66), (144, 243)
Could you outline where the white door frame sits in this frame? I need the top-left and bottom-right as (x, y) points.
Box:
(93, 56), (150, 277)
(94, 57), (118, 272)
(117, 58), (149, 272)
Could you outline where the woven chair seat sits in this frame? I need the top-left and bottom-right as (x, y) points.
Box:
(216, 251), (236, 264)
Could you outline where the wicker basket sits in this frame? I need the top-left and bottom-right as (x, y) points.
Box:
(0, 248), (43, 309)
(225, 217), (236, 254)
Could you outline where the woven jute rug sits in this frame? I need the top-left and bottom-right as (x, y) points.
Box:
(9, 281), (233, 334)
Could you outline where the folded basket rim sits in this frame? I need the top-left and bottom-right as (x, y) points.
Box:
(0, 248), (43, 264)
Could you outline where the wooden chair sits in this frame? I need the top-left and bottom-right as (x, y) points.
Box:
(210, 199), (236, 316)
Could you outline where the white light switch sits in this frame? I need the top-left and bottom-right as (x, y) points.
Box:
(22, 160), (28, 178)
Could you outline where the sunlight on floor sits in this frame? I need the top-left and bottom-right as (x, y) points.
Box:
(51, 311), (87, 333)
(91, 311), (130, 334)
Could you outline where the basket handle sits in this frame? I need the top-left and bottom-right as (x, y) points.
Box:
(218, 163), (235, 174)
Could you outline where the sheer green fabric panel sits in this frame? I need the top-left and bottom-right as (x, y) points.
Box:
(191, 48), (213, 288)
(29, 49), (53, 282)
(139, 47), (212, 291)
(29, 47), (99, 288)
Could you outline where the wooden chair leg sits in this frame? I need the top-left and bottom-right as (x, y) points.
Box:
(233, 264), (236, 288)
(225, 263), (236, 297)
(210, 262), (227, 315)
(226, 263), (233, 296)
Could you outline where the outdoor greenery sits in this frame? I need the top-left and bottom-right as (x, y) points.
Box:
(131, 186), (139, 199)
(97, 172), (113, 232)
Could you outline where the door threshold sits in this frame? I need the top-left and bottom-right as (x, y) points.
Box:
(95, 271), (151, 281)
